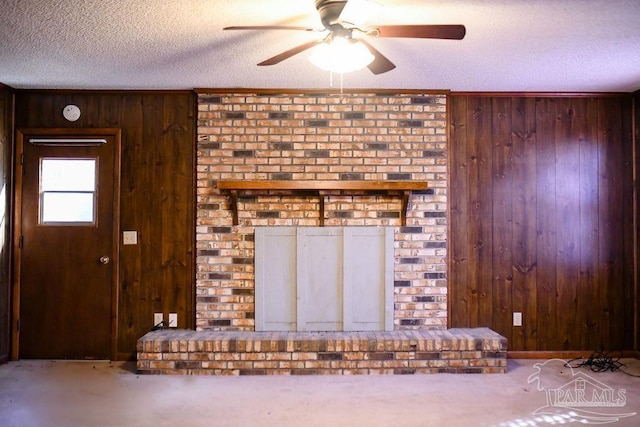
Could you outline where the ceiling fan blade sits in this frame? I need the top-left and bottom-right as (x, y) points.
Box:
(224, 26), (315, 31)
(358, 39), (395, 74)
(374, 24), (466, 40)
(258, 40), (323, 66)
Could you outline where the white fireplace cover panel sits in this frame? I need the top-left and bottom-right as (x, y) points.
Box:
(255, 227), (394, 332)
(254, 227), (297, 331)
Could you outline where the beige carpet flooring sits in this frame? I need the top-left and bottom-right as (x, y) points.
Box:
(1, 358), (639, 427)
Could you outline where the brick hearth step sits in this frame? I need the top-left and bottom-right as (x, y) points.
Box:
(136, 328), (507, 375)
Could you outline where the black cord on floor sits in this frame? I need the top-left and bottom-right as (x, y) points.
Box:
(150, 321), (168, 331)
(565, 350), (640, 377)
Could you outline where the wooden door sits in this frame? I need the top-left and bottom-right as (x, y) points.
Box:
(14, 129), (120, 359)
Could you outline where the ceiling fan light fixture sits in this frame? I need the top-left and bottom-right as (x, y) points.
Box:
(309, 37), (374, 73)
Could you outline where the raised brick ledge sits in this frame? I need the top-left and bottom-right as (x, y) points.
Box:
(136, 328), (507, 375)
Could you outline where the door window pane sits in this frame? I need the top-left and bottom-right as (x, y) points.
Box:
(40, 159), (97, 224)
(41, 159), (95, 191)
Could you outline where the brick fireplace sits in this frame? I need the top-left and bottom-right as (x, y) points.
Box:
(136, 91), (508, 374)
(195, 91), (449, 330)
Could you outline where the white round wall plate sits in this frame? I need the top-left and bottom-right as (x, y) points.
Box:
(63, 104), (81, 121)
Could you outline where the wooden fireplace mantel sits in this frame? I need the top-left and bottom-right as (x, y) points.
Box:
(217, 180), (429, 226)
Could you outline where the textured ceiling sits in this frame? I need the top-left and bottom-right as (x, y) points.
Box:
(1, 0), (639, 92)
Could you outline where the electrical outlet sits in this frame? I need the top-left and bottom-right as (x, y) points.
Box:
(513, 312), (523, 327)
(169, 313), (178, 328)
(154, 312), (163, 326)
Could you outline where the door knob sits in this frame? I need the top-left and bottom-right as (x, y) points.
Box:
(99, 256), (110, 265)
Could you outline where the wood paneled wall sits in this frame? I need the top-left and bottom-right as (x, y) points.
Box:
(0, 85), (13, 363)
(14, 91), (195, 360)
(7, 90), (638, 358)
(449, 95), (637, 351)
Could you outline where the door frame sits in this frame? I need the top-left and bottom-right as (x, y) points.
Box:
(11, 127), (121, 360)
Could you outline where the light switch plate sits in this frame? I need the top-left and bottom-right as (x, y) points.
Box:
(123, 231), (138, 245)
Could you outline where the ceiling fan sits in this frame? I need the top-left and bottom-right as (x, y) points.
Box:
(223, 0), (466, 74)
